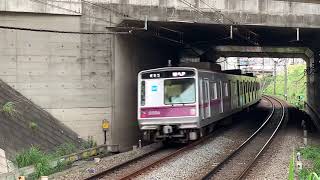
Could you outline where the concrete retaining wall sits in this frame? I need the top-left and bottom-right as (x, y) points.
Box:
(0, 12), (111, 146)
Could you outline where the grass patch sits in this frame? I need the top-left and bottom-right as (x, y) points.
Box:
(288, 151), (295, 180)
(15, 146), (53, 179)
(14, 138), (98, 178)
(299, 146), (320, 179)
(29, 121), (38, 131)
(14, 143), (78, 179)
(15, 146), (47, 168)
(1, 101), (17, 116)
(81, 136), (97, 149)
(53, 143), (77, 157)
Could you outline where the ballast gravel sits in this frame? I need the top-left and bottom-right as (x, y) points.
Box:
(50, 143), (162, 180)
(244, 127), (303, 180)
(136, 117), (265, 179)
(135, 100), (271, 180)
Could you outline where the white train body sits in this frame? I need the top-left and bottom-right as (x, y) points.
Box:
(137, 67), (261, 142)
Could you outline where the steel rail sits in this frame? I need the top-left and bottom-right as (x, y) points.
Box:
(236, 96), (285, 180)
(119, 128), (226, 180)
(86, 128), (223, 180)
(84, 144), (163, 180)
(201, 95), (281, 180)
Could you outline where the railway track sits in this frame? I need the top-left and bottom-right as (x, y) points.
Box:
(85, 128), (222, 180)
(200, 95), (285, 180)
(85, 96), (284, 180)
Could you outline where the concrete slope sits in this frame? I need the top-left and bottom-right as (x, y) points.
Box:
(0, 79), (81, 159)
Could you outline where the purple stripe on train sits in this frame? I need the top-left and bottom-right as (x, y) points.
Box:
(140, 105), (196, 118)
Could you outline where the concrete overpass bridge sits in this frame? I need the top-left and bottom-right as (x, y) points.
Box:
(0, 0), (320, 151)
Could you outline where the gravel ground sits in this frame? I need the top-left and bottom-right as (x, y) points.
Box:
(51, 99), (272, 180)
(244, 101), (308, 180)
(50, 143), (162, 180)
(134, 100), (271, 180)
(244, 126), (303, 180)
(99, 148), (178, 179)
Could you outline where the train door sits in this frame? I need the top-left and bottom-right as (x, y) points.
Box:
(237, 80), (240, 108)
(248, 82), (251, 103)
(232, 81), (237, 109)
(223, 81), (229, 112)
(240, 82), (243, 106)
(219, 81), (223, 113)
(244, 82), (247, 104)
(203, 79), (211, 118)
(199, 79), (204, 119)
(210, 82), (218, 114)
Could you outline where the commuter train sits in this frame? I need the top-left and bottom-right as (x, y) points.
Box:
(137, 67), (261, 142)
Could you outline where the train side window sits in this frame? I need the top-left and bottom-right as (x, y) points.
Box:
(224, 82), (228, 97)
(211, 82), (218, 100)
(141, 81), (145, 106)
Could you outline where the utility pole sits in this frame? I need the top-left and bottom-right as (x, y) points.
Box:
(273, 59), (277, 95)
(284, 58), (288, 100)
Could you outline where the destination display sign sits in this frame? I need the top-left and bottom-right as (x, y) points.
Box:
(141, 70), (195, 79)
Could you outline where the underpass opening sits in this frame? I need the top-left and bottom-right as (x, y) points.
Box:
(205, 45), (318, 130)
(113, 19), (320, 150)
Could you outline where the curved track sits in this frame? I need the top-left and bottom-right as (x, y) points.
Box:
(200, 96), (285, 180)
(85, 96), (284, 180)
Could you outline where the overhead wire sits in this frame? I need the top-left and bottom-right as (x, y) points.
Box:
(28, 0), (118, 25)
(0, 25), (130, 34)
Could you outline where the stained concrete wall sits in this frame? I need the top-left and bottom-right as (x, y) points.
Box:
(0, 1), (175, 150)
(113, 35), (175, 150)
(106, 0), (320, 28)
(0, 0), (81, 15)
(0, 12), (112, 145)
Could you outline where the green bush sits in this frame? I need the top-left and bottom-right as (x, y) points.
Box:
(15, 146), (52, 179)
(299, 168), (311, 180)
(299, 146), (320, 180)
(15, 143), (78, 179)
(1, 102), (17, 116)
(81, 136), (97, 149)
(264, 64), (306, 109)
(29, 121), (38, 131)
(54, 143), (77, 157)
(15, 146), (46, 168)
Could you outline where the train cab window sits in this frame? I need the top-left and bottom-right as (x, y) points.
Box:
(211, 82), (218, 100)
(164, 78), (196, 105)
(141, 81), (145, 106)
(224, 83), (228, 97)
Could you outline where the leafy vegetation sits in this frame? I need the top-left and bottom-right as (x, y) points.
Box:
(288, 151), (295, 180)
(29, 121), (38, 131)
(53, 143), (77, 157)
(15, 146), (47, 168)
(14, 143), (78, 179)
(81, 136), (97, 149)
(263, 64), (306, 109)
(1, 101), (17, 116)
(299, 146), (320, 179)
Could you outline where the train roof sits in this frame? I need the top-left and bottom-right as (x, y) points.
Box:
(139, 66), (257, 77)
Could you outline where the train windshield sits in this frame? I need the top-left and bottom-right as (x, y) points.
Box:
(164, 78), (196, 105)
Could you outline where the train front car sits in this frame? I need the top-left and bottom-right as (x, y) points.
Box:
(138, 67), (199, 143)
